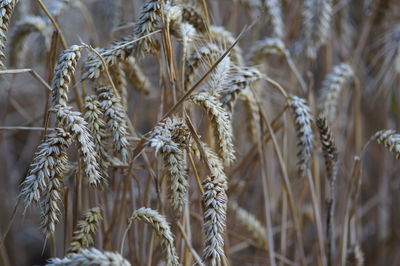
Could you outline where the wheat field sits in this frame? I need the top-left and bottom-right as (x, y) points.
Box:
(0, 0), (399, 265)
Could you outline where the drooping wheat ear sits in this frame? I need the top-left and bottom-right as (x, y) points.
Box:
(288, 95), (314, 175)
(84, 96), (110, 179)
(316, 117), (338, 265)
(181, 4), (207, 33)
(372, 129), (400, 159)
(52, 45), (83, 107)
(264, 0), (284, 38)
(96, 86), (131, 164)
(346, 245), (364, 266)
(318, 63), (354, 123)
(123, 57), (152, 95)
(207, 55), (232, 94)
(148, 117), (189, 214)
(40, 139), (69, 236)
(316, 117), (338, 181)
(68, 207), (103, 254)
(247, 37), (288, 65)
(240, 87), (261, 144)
(220, 66), (264, 113)
(202, 174), (228, 266)
(128, 207), (180, 266)
(110, 62), (128, 108)
(8, 16), (48, 67)
(0, 0), (18, 69)
(209, 25), (244, 66)
(184, 43), (221, 90)
(20, 128), (72, 211)
(302, 0), (333, 58)
(46, 248), (131, 266)
(230, 201), (267, 248)
(164, 2), (183, 33)
(82, 0), (163, 80)
(190, 92), (235, 166)
(53, 105), (104, 185)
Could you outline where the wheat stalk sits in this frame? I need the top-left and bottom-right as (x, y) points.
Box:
(68, 207), (103, 254)
(288, 95), (314, 175)
(46, 248), (131, 266)
(128, 207), (180, 266)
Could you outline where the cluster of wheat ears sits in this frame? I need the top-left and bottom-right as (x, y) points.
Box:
(0, 0), (400, 265)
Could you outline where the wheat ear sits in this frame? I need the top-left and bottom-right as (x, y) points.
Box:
(84, 95), (110, 179)
(68, 207), (103, 254)
(8, 16), (48, 67)
(181, 4), (207, 33)
(148, 117), (189, 214)
(346, 245), (364, 266)
(190, 92), (235, 166)
(82, 0), (163, 80)
(20, 128), (72, 211)
(209, 25), (244, 66)
(288, 95), (314, 175)
(123, 57), (152, 95)
(52, 45), (83, 106)
(264, 0), (284, 38)
(46, 248), (131, 266)
(96, 86), (131, 164)
(318, 63), (354, 123)
(303, 0), (333, 58)
(0, 0), (18, 69)
(372, 129), (400, 159)
(230, 201), (267, 248)
(128, 207), (180, 266)
(247, 37), (287, 64)
(240, 87), (261, 144)
(53, 105), (104, 185)
(110, 62), (128, 108)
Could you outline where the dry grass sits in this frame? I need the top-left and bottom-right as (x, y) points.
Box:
(1, 0), (400, 265)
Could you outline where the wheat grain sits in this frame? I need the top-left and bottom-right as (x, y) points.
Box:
(46, 248), (131, 266)
(68, 207), (103, 254)
(288, 95), (314, 175)
(96, 86), (131, 164)
(128, 207), (180, 265)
